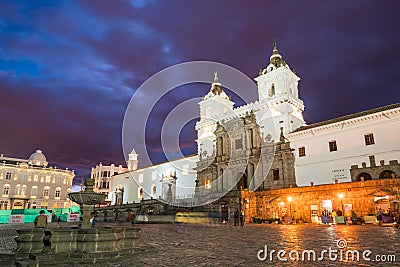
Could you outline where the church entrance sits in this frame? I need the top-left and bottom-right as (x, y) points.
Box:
(220, 203), (228, 223)
(237, 173), (248, 190)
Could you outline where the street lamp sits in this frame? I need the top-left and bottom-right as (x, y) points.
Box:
(287, 196), (293, 221)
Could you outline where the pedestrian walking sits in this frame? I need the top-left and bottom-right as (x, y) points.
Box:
(233, 210), (239, 226)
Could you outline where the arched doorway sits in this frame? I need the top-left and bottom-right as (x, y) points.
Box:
(379, 170), (396, 179)
(237, 173), (248, 190)
(220, 202), (228, 223)
(356, 172), (372, 181)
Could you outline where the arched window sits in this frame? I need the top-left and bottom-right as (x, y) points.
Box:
(356, 172), (372, 181)
(379, 170), (396, 179)
(152, 185), (156, 197)
(268, 83), (275, 97)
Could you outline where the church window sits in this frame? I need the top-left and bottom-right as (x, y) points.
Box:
(298, 147), (306, 157)
(235, 139), (243, 150)
(205, 179), (211, 190)
(273, 169), (280, 181)
(364, 133), (375, 146)
(268, 83), (275, 97)
(329, 141), (337, 152)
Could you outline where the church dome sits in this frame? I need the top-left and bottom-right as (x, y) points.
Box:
(28, 149), (48, 166)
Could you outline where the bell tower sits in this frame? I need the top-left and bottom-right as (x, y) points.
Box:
(127, 148), (138, 171)
(196, 73), (234, 157)
(255, 41), (305, 137)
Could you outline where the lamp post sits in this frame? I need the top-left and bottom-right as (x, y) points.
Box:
(287, 196), (293, 222)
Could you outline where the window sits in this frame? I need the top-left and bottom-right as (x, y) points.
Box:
(21, 185), (27, 196)
(43, 188), (50, 197)
(57, 177), (62, 184)
(139, 174), (143, 183)
(33, 175), (39, 182)
(3, 186), (10, 196)
(19, 173), (27, 181)
(5, 172), (12, 180)
(152, 185), (156, 196)
(55, 188), (61, 198)
(329, 141), (337, 152)
(268, 83), (275, 97)
(235, 139), (242, 150)
(15, 184), (21, 195)
(31, 187), (37, 197)
(365, 133), (375, 146)
(45, 175), (51, 183)
(205, 179), (211, 190)
(298, 147), (306, 157)
(182, 165), (189, 176)
(273, 169), (280, 181)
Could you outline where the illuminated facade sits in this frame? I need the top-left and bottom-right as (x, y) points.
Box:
(0, 150), (75, 210)
(91, 162), (127, 203)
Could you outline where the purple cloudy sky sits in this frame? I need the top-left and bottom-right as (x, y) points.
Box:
(1, 0), (399, 182)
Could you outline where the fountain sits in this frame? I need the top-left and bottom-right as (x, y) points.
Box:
(68, 178), (106, 229)
(10, 178), (140, 266)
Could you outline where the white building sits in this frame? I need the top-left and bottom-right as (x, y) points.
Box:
(0, 150), (75, 210)
(110, 149), (197, 205)
(287, 103), (400, 186)
(91, 162), (127, 203)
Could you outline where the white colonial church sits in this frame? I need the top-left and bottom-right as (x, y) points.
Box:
(109, 42), (400, 204)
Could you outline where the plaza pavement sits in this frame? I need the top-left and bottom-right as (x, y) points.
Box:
(1, 222), (400, 266)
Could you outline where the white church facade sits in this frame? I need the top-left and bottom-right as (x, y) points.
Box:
(107, 42), (400, 204)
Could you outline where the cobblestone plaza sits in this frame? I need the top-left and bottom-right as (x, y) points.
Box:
(1, 222), (399, 266)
